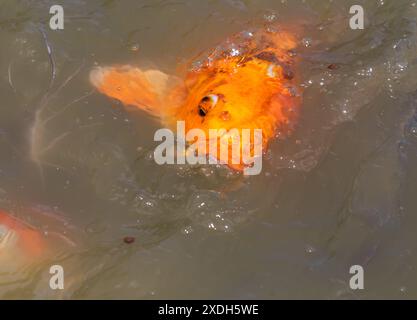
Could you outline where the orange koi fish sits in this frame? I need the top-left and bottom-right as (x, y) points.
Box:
(0, 206), (78, 266)
(0, 209), (46, 260)
(90, 26), (301, 172)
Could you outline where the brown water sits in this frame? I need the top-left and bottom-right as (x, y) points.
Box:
(1, 0), (417, 299)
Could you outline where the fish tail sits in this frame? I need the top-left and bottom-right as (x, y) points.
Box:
(90, 65), (170, 119)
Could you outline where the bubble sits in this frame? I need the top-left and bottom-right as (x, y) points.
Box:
(197, 201), (206, 209)
(302, 37), (313, 47)
(393, 62), (408, 74)
(263, 12), (278, 22)
(181, 225), (194, 235)
(229, 47), (240, 57)
(130, 43), (140, 52)
(242, 31), (254, 38)
(305, 245), (316, 254)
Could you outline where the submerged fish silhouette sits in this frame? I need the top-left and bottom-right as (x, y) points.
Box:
(0, 209), (46, 260)
(0, 206), (79, 266)
(90, 26), (302, 171)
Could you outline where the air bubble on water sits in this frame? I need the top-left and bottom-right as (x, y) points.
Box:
(197, 202), (206, 208)
(335, 99), (353, 120)
(305, 245), (316, 254)
(144, 201), (154, 208)
(229, 47), (240, 57)
(159, 192), (177, 200)
(302, 37), (312, 47)
(182, 225), (194, 235)
(263, 12), (278, 22)
(393, 62), (408, 74)
(243, 31), (254, 38)
(405, 118), (417, 138)
(301, 79), (313, 88)
(199, 167), (215, 177)
(145, 151), (154, 161)
(357, 67), (374, 77)
(130, 43), (140, 52)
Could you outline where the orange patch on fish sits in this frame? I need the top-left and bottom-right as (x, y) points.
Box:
(90, 26), (302, 171)
(0, 209), (46, 259)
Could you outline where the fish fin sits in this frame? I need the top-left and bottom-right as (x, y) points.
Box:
(90, 65), (173, 118)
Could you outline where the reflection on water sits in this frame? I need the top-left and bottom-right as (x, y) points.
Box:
(1, 0), (417, 299)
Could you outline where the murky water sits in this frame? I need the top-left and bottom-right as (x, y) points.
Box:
(1, 0), (417, 299)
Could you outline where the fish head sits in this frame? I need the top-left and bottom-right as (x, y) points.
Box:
(171, 53), (300, 170)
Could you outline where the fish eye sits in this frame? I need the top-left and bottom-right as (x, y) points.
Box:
(198, 106), (207, 117)
(198, 94), (218, 117)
